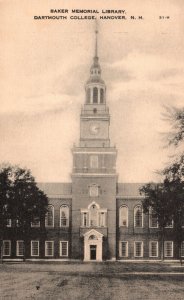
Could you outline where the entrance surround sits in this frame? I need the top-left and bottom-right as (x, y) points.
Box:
(83, 229), (103, 261)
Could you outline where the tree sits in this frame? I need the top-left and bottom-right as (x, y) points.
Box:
(140, 106), (184, 262)
(0, 165), (48, 260)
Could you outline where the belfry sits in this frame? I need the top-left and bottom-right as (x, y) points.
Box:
(3, 27), (179, 262)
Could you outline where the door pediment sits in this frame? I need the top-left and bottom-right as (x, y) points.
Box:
(83, 229), (103, 240)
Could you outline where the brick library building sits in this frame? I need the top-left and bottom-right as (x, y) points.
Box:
(3, 31), (184, 262)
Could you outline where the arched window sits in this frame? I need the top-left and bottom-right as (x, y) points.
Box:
(90, 204), (98, 226)
(45, 205), (54, 227)
(134, 205), (143, 228)
(119, 205), (128, 227)
(93, 87), (98, 103)
(60, 205), (69, 227)
(86, 88), (90, 103)
(100, 88), (104, 103)
(149, 208), (158, 228)
(89, 235), (98, 240)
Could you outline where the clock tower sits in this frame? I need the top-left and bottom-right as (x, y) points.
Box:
(71, 28), (117, 261)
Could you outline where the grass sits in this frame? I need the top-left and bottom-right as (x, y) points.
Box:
(0, 262), (184, 299)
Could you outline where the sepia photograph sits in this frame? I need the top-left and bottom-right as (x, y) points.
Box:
(0, 0), (184, 299)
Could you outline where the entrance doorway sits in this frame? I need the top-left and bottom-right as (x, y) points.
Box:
(83, 229), (103, 261)
(90, 245), (97, 260)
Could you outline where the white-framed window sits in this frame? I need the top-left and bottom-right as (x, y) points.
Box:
(45, 241), (54, 256)
(89, 185), (99, 197)
(119, 205), (128, 227)
(60, 241), (68, 257)
(134, 205), (143, 228)
(81, 211), (89, 227)
(45, 205), (54, 227)
(181, 241), (184, 257)
(149, 208), (158, 228)
(164, 241), (173, 257)
(60, 205), (69, 227)
(119, 241), (128, 257)
(6, 219), (11, 227)
(90, 155), (98, 168)
(134, 241), (143, 257)
(16, 240), (24, 256)
(31, 217), (40, 227)
(149, 241), (158, 257)
(81, 202), (107, 228)
(165, 220), (173, 228)
(31, 241), (39, 257)
(3, 240), (11, 256)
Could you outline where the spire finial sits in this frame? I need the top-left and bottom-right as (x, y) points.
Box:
(95, 20), (98, 58)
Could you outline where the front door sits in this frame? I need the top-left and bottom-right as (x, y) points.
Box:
(90, 245), (97, 260)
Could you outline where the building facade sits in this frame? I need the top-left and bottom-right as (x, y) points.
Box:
(3, 31), (184, 261)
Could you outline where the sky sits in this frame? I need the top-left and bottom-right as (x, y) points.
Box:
(0, 0), (184, 183)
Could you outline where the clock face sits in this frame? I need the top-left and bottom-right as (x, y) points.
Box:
(90, 123), (100, 135)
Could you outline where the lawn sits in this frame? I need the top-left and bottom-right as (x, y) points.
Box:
(0, 262), (184, 299)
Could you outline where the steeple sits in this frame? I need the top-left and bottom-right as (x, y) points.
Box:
(85, 25), (106, 105)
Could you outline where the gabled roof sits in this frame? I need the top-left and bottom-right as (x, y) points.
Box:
(37, 183), (72, 197)
(117, 183), (144, 198)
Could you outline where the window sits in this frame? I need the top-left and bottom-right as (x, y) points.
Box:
(16, 240), (24, 256)
(90, 155), (98, 169)
(149, 241), (158, 257)
(149, 208), (158, 228)
(99, 212), (106, 227)
(31, 241), (39, 256)
(82, 212), (89, 227)
(119, 205), (128, 227)
(165, 220), (173, 228)
(45, 205), (54, 227)
(93, 87), (98, 103)
(181, 242), (184, 257)
(6, 219), (11, 227)
(86, 88), (90, 103)
(89, 204), (98, 226)
(100, 88), (104, 104)
(60, 241), (68, 257)
(134, 205), (143, 227)
(134, 241), (143, 257)
(3, 241), (11, 256)
(45, 241), (54, 256)
(89, 185), (99, 197)
(31, 217), (40, 227)
(164, 241), (173, 257)
(120, 241), (128, 257)
(60, 205), (69, 227)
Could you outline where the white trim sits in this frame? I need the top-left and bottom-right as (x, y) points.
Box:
(134, 241), (143, 257)
(119, 241), (128, 257)
(71, 173), (118, 177)
(16, 240), (24, 257)
(45, 205), (54, 227)
(59, 241), (68, 257)
(149, 241), (158, 257)
(164, 241), (173, 257)
(149, 208), (158, 228)
(119, 205), (128, 227)
(181, 241), (184, 257)
(165, 220), (174, 228)
(6, 219), (12, 227)
(134, 205), (143, 228)
(45, 241), (54, 257)
(73, 151), (117, 155)
(3, 240), (11, 256)
(31, 241), (39, 257)
(60, 205), (69, 227)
